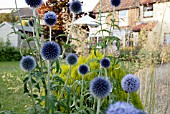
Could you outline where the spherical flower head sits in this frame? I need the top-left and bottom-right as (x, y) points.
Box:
(40, 41), (61, 60)
(110, 0), (121, 7)
(25, 0), (42, 8)
(28, 18), (35, 27)
(121, 74), (140, 93)
(20, 55), (36, 71)
(78, 64), (89, 75)
(100, 58), (111, 69)
(90, 76), (112, 99)
(69, 1), (82, 14)
(65, 53), (78, 65)
(136, 110), (147, 114)
(44, 11), (57, 26)
(106, 101), (135, 114)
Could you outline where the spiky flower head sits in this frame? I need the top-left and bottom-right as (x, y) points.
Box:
(25, 0), (43, 8)
(136, 110), (147, 114)
(28, 18), (35, 27)
(65, 53), (78, 65)
(69, 1), (82, 14)
(40, 41), (61, 60)
(20, 55), (36, 71)
(78, 64), (89, 75)
(121, 74), (140, 93)
(90, 76), (112, 99)
(106, 101), (135, 114)
(100, 58), (111, 69)
(110, 0), (121, 7)
(44, 11), (57, 26)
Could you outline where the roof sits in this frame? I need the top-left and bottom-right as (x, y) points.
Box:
(12, 8), (33, 18)
(93, 0), (170, 13)
(93, 0), (139, 13)
(132, 21), (157, 32)
(140, 0), (169, 4)
(0, 22), (33, 32)
(74, 15), (99, 26)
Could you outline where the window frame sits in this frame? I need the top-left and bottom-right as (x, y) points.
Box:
(164, 33), (170, 45)
(143, 4), (153, 18)
(118, 10), (128, 26)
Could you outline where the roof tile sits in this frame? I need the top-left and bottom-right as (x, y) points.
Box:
(132, 21), (157, 32)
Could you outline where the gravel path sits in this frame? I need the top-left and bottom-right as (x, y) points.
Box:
(136, 63), (170, 114)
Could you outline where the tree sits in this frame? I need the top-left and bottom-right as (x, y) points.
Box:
(37, 0), (72, 44)
(0, 13), (18, 24)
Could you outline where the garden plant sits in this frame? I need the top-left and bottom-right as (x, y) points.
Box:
(0, 0), (149, 114)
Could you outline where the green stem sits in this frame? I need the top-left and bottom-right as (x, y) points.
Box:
(50, 26), (52, 41)
(61, 14), (75, 58)
(58, 65), (72, 100)
(127, 92), (130, 103)
(96, 98), (101, 114)
(14, 0), (33, 52)
(47, 60), (51, 113)
(28, 71), (36, 112)
(33, 8), (40, 51)
(99, 0), (105, 55)
(93, 98), (96, 110)
(80, 75), (84, 110)
(105, 68), (108, 78)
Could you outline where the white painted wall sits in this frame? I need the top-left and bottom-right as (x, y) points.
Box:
(140, 2), (170, 44)
(0, 23), (18, 47)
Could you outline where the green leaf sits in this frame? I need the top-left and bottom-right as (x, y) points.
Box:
(95, 29), (111, 35)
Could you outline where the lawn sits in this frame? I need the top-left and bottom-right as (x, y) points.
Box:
(0, 61), (31, 114)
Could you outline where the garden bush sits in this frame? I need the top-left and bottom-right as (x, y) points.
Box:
(59, 51), (143, 111)
(0, 39), (31, 61)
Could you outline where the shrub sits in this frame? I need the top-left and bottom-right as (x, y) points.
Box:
(0, 46), (30, 61)
(59, 51), (143, 112)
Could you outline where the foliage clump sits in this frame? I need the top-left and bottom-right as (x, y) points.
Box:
(59, 51), (143, 111)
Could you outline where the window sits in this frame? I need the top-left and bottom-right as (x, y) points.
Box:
(164, 33), (170, 45)
(118, 10), (128, 26)
(143, 5), (153, 18)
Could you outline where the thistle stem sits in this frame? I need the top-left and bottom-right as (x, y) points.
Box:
(50, 26), (52, 41)
(28, 71), (36, 112)
(61, 14), (75, 58)
(127, 92), (130, 103)
(105, 68), (108, 78)
(97, 98), (101, 114)
(33, 8), (40, 51)
(47, 60), (51, 113)
(58, 65), (72, 100)
(80, 75), (84, 110)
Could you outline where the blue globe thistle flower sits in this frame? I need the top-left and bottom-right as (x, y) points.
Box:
(135, 110), (147, 114)
(28, 18), (35, 27)
(106, 101), (135, 114)
(100, 58), (110, 69)
(78, 64), (89, 75)
(65, 53), (78, 65)
(20, 55), (36, 71)
(40, 41), (61, 60)
(69, 1), (82, 14)
(110, 0), (121, 7)
(121, 74), (140, 93)
(25, 0), (42, 8)
(90, 76), (112, 99)
(44, 11), (57, 26)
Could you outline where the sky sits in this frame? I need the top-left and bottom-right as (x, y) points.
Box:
(0, 0), (99, 12)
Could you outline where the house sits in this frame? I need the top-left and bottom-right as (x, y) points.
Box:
(92, 0), (170, 47)
(135, 0), (170, 46)
(0, 22), (33, 47)
(12, 8), (33, 19)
